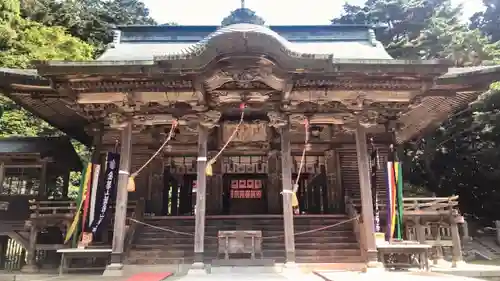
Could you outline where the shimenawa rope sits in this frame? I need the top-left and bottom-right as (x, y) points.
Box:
(205, 103), (245, 176)
(127, 120), (178, 192)
(127, 215), (359, 240)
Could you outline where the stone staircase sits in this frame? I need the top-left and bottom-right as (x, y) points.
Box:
(126, 215), (364, 265)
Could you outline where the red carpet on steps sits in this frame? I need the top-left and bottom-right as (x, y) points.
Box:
(125, 272), (173, 281)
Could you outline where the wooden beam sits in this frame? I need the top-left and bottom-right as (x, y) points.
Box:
(0, 162), (5, 194)
(354, 123), (381, 268)
(451, 219), (464, 267)
(280, 122), (296, 263)
(107, 121), (132, 273)
(193, 125), (208, 269)
(39, 160), (48, 196)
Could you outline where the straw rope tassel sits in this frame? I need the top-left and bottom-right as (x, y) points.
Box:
(292, 119), (309, 208)
(205, 103), (245, 176)
(127, 120), (178, 192)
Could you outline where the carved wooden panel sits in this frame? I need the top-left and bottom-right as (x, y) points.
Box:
(222, 156), (268, 174)
(222, 122), (267, 143)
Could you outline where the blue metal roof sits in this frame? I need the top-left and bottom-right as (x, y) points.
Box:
(99, 23), (392, 61)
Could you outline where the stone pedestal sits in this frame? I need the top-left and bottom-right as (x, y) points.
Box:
(103, 263), (124, 277)
(20, 264), (40, 273)
(188, 262), (207, 275)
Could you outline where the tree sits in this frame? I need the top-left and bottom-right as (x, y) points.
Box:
(334, 0), (500, 220)
(20, 0), (156, 54)
(470, 0), (500, 43)
(333, 0), (500, 64)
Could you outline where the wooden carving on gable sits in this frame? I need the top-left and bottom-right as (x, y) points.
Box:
(223, 121), (267, 143)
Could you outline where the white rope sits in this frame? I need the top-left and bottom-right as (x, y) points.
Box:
(131, 121), (177, 178)
(208, 108), (244, 166)
(127, 215), (359, 240)
(293, 119), (309, 193)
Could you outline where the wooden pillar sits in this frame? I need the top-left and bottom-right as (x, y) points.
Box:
(280, 123), (296, 263)
(354, 124), (381, 267)
(267, 150), (281, 214)
(324, 150), (340, 213)
(0, 162), (5, 194)
(150, 159), (164, 216)
(105, 121), (132, 274)
(193, 125), (208, 269)
(451, 216), (464, 267)
(21, 225), (39, 272)
(429, 223), (444, 264)
(462, 219), (470, 241)
(415, 218), (429, 267)
(62, 171), (70, 198)
(206, 151), (221, 215)
(39, 160), (48, 196)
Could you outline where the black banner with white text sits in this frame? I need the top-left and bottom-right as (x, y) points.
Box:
(90, 152), (120, 235)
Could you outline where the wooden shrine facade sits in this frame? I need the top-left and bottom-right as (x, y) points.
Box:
(1, 21), (500, 272)
(0, 137), (82, 272)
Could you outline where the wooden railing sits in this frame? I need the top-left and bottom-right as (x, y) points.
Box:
(351, 195), (463, 263)
(345, 196), (366, 262)
(29, 200), (76, 219)
(352, 196), (459, 216)
(28, 199), (139, 219)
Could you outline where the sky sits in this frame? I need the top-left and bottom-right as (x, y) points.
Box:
(141, 0), (484, 26)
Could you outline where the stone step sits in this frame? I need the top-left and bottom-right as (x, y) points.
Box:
(139, 229), (354, 238)
(128, 248), (361, 259)
(141, 219), (352, 228)
(134, 236), (357, 245)
(129, 216), (362, 266)
(125, 255), (364, 265)
(132, 242), (359, 250)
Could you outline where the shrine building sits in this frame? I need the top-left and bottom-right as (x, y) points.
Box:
(0, 6), (500, 274)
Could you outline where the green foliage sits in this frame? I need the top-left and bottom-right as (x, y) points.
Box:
(334, 0), (500, 220)
(0, 18), (93, 68)
(334, 0), (500, 64)
(470, 0), (500, 43)
(20, 0), (156, 55)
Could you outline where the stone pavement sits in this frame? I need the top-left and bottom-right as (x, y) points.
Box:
(314, 271), (486, 281)
(0, 270), (489, 281)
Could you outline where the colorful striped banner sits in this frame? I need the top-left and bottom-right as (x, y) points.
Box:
(396, 162), (404, 240)
(64, 163), (92, 243)
(386, 161), (404, 241)
(80, 163), (94, 234)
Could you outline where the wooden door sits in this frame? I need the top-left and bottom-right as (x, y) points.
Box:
(294, 170), (328, 214)
(162, 170), (196, 216)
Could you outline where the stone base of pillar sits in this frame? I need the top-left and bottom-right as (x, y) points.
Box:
(452, 260), (466, 268)
(20, 264), (39, 273)
(188, 253), (206, 275)
(365, 250), (383, 269)
(102, 263), (124, 276)
(433, 258), (447, 266)
(365, 261), (384, 270)
(188, 262), (207, 275)
(281, 262), (302, 276)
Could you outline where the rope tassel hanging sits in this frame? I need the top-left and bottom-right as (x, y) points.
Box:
(206, 103), (245, 176)
(127, 120), (178, 192)
(291, 118), (309, 209)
